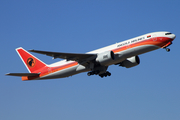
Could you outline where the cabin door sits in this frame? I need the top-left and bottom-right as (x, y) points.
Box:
(152, 34), (157, 41)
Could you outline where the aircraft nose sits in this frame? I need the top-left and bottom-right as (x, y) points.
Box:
(172, 34), (176, 40)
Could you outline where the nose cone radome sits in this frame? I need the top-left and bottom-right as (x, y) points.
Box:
(172, 34), (176, 40)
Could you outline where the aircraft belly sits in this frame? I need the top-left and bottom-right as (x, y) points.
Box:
(132, 45), (159, 56)
(113, 45), (159, 64)
(40, 65), (79, 79)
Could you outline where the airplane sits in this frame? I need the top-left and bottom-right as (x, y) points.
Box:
(6, 31), (176, 81)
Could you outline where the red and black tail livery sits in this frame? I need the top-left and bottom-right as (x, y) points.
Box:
(16, 47), (47, 73)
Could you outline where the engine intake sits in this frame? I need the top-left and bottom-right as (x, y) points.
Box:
(96, 51), (115, 66)
(120, 56), (140, 68)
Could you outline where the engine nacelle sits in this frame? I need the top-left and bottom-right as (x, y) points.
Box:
(96, 51), (115, 66)
(120, 56), (140, 68)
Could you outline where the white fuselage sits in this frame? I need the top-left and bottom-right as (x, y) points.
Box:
(38, 31), (175, 79)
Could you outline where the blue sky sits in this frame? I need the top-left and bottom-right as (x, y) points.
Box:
(1, 0), (180, 120)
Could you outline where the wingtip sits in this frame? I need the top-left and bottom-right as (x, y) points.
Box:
(28, 49), (34, 52)
(5, 73), (10, 76)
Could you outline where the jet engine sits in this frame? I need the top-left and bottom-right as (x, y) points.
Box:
(120, 56), (140, 68)
(96, 51), (115, 66)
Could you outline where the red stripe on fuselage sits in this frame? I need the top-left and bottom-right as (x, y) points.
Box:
(39, 62), (78, 78)
(113, 37), (173, 53)
(22, 62), (78, 80)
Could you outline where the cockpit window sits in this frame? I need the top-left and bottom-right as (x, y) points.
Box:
(165, 33), (172, 35)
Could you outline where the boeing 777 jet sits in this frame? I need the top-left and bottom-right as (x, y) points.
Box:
(6, 31), (176, 80)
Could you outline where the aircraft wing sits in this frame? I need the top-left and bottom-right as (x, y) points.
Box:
(6, 73), (40, 77)
(29, 49), (97, 64)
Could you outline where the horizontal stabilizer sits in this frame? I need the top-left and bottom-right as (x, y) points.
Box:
(6, 73), (40, 77)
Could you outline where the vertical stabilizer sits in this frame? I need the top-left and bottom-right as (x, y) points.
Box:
(16, 47), (47, 73)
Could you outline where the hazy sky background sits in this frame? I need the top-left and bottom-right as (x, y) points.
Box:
(1, 0), (180, 120)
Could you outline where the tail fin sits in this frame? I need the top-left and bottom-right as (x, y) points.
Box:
(16, 47), (47, 73)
